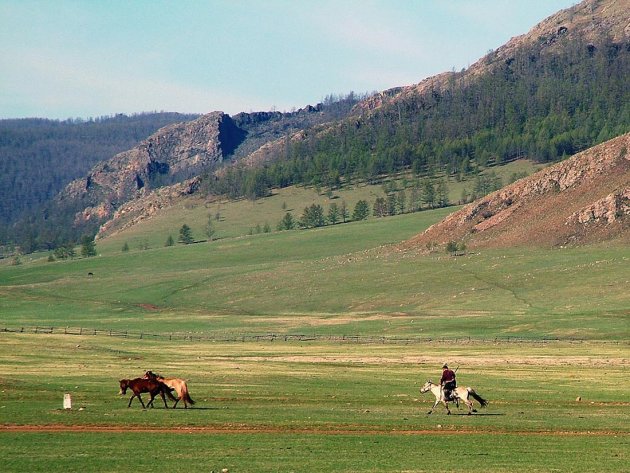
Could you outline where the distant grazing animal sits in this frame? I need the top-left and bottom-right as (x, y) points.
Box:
(118, 377), (176, 409)
(144, 370), (195, 408)
(420, 380), (488, 415)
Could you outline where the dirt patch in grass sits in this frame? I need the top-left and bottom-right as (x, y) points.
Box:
(1, 424), (626, 436)
(137, 304), (160, 311)
(239, 354), (629, 367)
(252, 313), (391, 328)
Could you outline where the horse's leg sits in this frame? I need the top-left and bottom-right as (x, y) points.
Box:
(462, 391), (477, 413)
(160, 391), (168, 408)
(456, 390), (470, 411)
(137, 393), (147, 409)
(149, 389), (163, 408)
(127, 394), (135, 408)
(465, 398), (473, 415)
(427, 398), (439, 415)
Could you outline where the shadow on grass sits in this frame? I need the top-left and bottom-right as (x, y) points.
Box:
(169, 407), (221, 411)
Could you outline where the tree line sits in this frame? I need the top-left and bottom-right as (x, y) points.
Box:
(200, 33), (629, 201)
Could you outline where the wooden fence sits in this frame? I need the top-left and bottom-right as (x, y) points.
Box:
(1, 325), (626, 345)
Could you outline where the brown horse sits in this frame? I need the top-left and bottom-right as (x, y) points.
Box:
(145, 370), (195, 408)
(118, 377), (176, 409)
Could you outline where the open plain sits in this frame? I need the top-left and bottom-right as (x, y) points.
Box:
(1, 208), (628, 472)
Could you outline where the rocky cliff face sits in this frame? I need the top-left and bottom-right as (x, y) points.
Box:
(56, 112), (242, 225)
(95, 177), (201, 238)
(403, 133), (630, 249)
(55, 99), (354, 228)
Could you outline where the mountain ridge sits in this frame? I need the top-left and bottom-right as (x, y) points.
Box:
(356, 0), (630, 114)
(5, 0), (629, 252)
(73, 0), (630, 245)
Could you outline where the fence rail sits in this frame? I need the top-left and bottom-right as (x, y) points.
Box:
(1, 325), (626, 345)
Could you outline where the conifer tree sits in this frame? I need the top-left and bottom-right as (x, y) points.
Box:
(179, 224), (194, 244)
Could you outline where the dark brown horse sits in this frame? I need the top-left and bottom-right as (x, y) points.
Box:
(118, 377), (176, 408)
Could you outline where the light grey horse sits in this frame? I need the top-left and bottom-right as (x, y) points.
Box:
(420, 380), (488, 415)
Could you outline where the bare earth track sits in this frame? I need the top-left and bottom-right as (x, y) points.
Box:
(2, 424), (627, 436)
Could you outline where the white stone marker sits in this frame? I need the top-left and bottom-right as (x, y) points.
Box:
(63, 393), (72, 409)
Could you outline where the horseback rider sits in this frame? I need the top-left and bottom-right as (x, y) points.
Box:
(440, 364), (457, 401)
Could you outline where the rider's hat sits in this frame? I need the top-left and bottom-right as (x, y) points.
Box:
(442, 364), (448, 369)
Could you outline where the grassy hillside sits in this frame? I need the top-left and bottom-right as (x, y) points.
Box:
(1, 193), (627, 340)
(98, 159), (543, 253)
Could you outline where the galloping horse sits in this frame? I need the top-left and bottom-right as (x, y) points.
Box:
(420, 380), (488, 415)
(118, 377), (176, 409)
(144, 371), (195, 408)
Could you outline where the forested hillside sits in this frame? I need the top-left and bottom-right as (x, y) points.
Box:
(0, 113), (199, 225)
(229, 92), (367, 161)
(1, 95), (367, 253)
(202, 22), (629, 200)
(2, 0), (628, 255)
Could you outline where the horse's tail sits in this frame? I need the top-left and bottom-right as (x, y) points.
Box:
(183, 388), (195, 405)
(468, 389), (488, 408)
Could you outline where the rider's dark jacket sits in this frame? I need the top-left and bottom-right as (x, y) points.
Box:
(440, 368), (456, 390)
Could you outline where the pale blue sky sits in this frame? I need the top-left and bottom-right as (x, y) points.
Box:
(0, 0), (577, 120)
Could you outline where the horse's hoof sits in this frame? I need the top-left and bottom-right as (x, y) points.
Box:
(426, 411), (432, 415)
(447, 412), (451, 415)
(472, 409), (478, 413)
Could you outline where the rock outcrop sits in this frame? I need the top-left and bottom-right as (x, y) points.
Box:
(54, 101), (357, 233)
(96, 177), (201, 238)
(403, 133), (630, 249)
(56, 112), (242, 225)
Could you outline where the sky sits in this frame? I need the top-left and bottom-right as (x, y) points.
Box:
(0, 0), (578, 120)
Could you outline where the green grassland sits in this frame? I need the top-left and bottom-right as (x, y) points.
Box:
(0, 335), (628, 472)
(1, 164), (628, 472)
(4, 431), (627, 472)
(1, 207), (627, 340)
